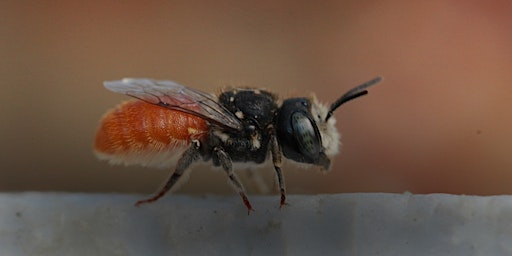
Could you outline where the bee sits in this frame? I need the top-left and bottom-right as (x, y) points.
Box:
(94, 77), (381, 213)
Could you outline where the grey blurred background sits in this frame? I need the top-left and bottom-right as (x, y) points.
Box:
(2, 1), (512, 196)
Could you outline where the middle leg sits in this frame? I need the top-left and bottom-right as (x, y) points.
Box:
(213, 146), (253, 213)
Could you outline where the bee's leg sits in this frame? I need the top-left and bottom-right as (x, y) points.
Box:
(270, 134), (287, 208)
(213, 146), (254, 214)
(135, 140), (201, 207)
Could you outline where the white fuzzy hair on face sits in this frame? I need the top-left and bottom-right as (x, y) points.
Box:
(309, 95), (341, 157)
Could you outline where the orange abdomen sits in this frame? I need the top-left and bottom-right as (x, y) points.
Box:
(94, 100), (208, 167)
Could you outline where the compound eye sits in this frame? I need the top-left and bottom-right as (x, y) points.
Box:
(291, 112), (321, 158)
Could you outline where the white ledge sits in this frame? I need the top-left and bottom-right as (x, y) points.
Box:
(1, 193), (511, 255)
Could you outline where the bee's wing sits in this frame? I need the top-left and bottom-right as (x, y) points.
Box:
(104, 78), (242, 130)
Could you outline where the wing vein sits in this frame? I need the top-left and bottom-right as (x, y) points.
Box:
(104, 78), (242, 130)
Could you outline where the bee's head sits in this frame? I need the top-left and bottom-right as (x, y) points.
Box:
(275, 77), (381, 170)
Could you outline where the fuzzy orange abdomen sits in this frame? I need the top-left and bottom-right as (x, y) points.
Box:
(94, 100), (208, 167)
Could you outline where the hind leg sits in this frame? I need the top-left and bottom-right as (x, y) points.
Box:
(135, 140), (201, 206)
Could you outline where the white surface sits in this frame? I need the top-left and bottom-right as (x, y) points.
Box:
(1, 192), (511, 256)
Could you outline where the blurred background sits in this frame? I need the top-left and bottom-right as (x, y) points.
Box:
(1, 1), (512, 197)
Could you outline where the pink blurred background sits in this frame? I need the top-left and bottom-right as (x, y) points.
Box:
(2, 1), (512, 196)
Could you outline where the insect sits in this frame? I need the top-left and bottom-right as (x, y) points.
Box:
(94, 77), (381, 213)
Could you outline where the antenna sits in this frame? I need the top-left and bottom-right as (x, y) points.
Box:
(325, 76), (382, 121)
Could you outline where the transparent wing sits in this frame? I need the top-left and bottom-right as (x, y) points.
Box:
(104, 78), (242, 130)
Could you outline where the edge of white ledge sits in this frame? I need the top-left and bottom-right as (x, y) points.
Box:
(1, 192), (512, 256)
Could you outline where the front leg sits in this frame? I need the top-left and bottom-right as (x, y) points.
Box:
(213, 146), (254, 213)
(270, 133), (287, 208)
